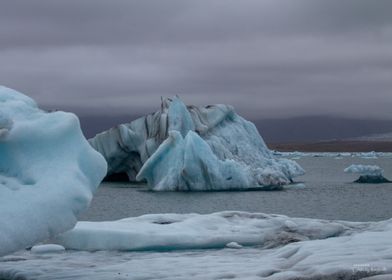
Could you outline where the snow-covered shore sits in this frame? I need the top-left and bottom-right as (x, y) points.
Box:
(1, 211), (392, 279)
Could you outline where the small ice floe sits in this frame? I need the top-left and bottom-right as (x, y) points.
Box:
(344, 164), (391, 183)
(359, 151), (378, 159)
(31, 244), (65, 254)
(286, 183), (306, 189)
(225, 242), (243, 249)
(339, 152), (352, 157)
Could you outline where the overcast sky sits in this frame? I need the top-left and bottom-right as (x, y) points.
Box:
(1, 0), (392, 120)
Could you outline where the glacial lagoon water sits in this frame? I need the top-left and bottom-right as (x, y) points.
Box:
(2, 154), (392, 280)
(81, 155), (392, 222)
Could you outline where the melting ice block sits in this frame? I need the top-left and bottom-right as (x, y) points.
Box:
(344, 164), (390, 183)
(53, 211), (365, 251)
(0, 86), (107, 256)
(90, 97), (304, 190)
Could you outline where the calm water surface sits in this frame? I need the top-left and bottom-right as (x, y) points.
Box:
(1, 156), (392, 280)
(81, 156), (392, 222)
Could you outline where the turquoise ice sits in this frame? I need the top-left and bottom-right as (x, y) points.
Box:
(0, 86), (107, 256)
(90, 97), (304, 190)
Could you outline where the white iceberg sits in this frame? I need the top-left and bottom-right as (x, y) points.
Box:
(344, 164), (383, 176)
(90, 97), (304, 191)
(344, 164), (390, 183)
(0, 86), (107, 257)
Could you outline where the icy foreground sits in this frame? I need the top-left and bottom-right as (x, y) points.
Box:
(54, 211), (368, 251)
(90, 97), (304, 190)
(2, 211), (392, 279)
(0, 87), (107, 256)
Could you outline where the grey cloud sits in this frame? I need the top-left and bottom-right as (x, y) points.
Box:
(1, 0), (392, 49)
(0, 0), (391, 121)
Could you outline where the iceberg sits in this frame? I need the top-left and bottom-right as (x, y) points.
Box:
(344, 164), (391, 183)
(89, 97), (304, 190)
(0, 86), (107, 257)
(53, 211), (366, 251)
(30, 244), (65, 254)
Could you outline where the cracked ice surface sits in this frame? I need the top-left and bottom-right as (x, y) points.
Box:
(1, 211), (392, 280)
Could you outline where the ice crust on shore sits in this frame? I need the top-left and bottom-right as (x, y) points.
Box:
(89, 97), (304, 190)
(2, 245), (391, 280)
(2, 211), (391, 279)
(0, 86), (107, 256)
(54, 211), (367, 251)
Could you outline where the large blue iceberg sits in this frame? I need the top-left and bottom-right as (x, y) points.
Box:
(90, 97), (304, 191)
(0, 86), (107, 256)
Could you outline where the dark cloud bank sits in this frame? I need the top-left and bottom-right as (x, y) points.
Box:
(1, 0), (392, 141)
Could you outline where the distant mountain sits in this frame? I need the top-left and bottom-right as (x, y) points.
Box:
(77, 113), (392, 144)
(347, 132), (392, 142)
(252, 116), (392, 143)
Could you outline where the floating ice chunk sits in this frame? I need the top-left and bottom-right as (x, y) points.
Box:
(344, 164), (383, 176)
(31, 244), (65, 254)
(0, 86), (107, 257)
(344, 164), (390, 183)
(359, 151), (378, 159)
(53, 211), (361, 251)
(339, 152), (352, 157)
(287, 183), (306, 189)
(225, 242), (243, 249)
(90, 97), (304, 190)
